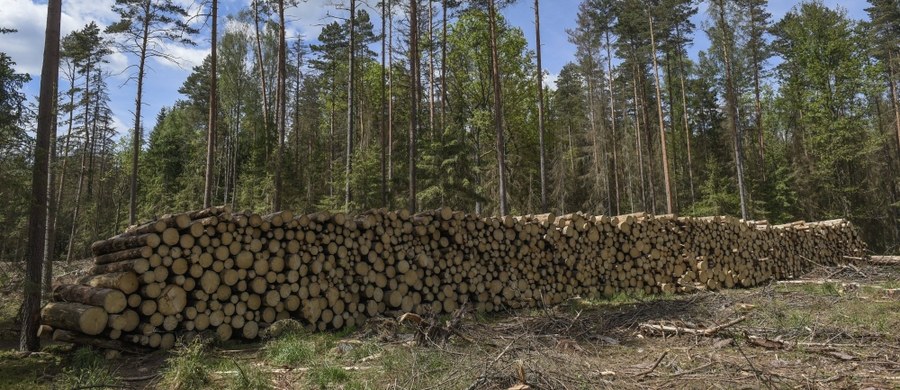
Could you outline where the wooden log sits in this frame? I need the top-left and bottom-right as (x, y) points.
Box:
(89, 258), (150, 275)
(52, 284), (126, 314)
(41, 302), (108, 336)
(91, 233), (161, 255)
(93, 246), (153, 265)
(157, 285), (187, 316)
(52, 329), (147, 353)
(78, 272), (139, 294)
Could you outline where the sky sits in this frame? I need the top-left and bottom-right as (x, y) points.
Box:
(0, 0), (872, 137)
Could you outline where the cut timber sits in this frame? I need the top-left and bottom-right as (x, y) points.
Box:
(91, 233), (161, 256)
(41, 302), (108, 336)
(870, 256), (900, 266)
(52, 284), (126, 314)
(78, 272), (139, 294)
(89, 258), (151, 275)
(52, 329), (146, 353)
(157, 285), (187, 316)
(93, 246), (153, 265)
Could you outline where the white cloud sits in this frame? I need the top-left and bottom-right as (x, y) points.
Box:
(151, 43), (210, 70)
(0, 0), (123, 74)
(543, 72), (558, 90)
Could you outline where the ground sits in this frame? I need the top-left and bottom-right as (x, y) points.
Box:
(0, 261), (897, 389)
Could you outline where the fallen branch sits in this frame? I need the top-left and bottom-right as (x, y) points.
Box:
(633, 350), (668, 377)
(640, 316), (746, 337)
(869, 256), (900, 266)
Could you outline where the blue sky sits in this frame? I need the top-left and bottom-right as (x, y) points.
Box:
(0, 0), (871, 137)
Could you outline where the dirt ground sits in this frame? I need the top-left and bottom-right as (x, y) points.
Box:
(0, 261), (897, 389)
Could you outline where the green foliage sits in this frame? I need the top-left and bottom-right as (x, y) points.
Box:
(265, 329), (319, 366)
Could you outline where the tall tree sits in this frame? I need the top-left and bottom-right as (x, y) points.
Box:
(648, 8), (674, 214)
(534, 0), (548, 212)
(107, 0), (197, 225)
(21, 0), (61, 352)
(488, 0), (509, 215)
(345, 0), (357, 209)
(273, 0), (287, 211)
(713, 0), (749, 219)
(409, 0), (419, 212)
(204, 0), (218, 208)
(743, 0), (771, 174)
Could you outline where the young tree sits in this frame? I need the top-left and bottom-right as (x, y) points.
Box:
(21, 0), (61, 352)
(107, 0), (197, 225)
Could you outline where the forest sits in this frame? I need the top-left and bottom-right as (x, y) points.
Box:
(1, 0), (898, 274)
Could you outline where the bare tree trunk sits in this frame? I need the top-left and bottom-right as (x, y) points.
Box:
(253, 0), (271, 148)
(605, 31), (620, 215)
(717, 0), (749, 220)
(889, 51), (900, 156)
(273, 0), (287, 211)
(67, 55), (94, 263)
(749, 6), (765, 179)
(676, 44), (695, 206)
(381, 0), (388, 208)
(632, 63), (647, 210)
(388, 8), (394, 208)
(488, 0), (508, 215)
(534, 0), (548, 212)
(648, 12), (673, 214)
(345, 0), (356, 210)
(428, 0), (435, 139)
(441, 0), (448, 134)
(409, 0), (419, 212)
(43, 78), (59, 300)
(204, 0), (218, 208)
(22, 0), (61, 352)
(586, 58), (602, 208)
(129, 1), (151, 225)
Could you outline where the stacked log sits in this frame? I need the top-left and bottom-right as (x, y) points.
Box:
(41, 206), (868, 350)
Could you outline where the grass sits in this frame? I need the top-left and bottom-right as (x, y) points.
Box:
(225, 358), (273, 390)
(56, 347), (120, 389)
(0, 349), (62, 389)
(159, 339), (212, 390)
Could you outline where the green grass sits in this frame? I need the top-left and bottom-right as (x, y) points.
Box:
(265, 330), (320, 366)
(225, 358), (273, 390)
(56, 347), (120, 389)
(308, 364), (357, 389)
(0, 349), (62, 389)
(159, 339), (211, 390)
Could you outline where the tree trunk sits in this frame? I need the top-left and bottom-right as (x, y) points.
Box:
(889, 51), (900, 156)
(488, 0), (508, 216)
(204, 0), (218, 208)
(253, 0), (271, 150)
(345, 0), (356, 210)
(381, 0), (388, 208)
(21, 0), (60, 352)
(409, 0), (419, 212)
(632, 63), (647, 210)
(717, 0), (749, 220)
(535, 0), (548, 212)
(43, 80), (59, 300)
(648, 12), (673, 214)
(273, 0), (287, 212)
(66, 56), (93, 263)
(676, 42), (695, 206)
(428, 0), (436, 139)
(606, 31), (620, 215)
(388, 8), (395, 209)
(130, 2), (151, 226)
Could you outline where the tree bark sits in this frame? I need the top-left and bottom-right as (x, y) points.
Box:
(488, 0), (508, 216)
(252, 0), (271, 152)
(717, 0), (749, 220)
(535, 0), (548, 212)
(409, 0), (419, 212)
(21, 0), (61, 352)
(345, 0), (356, 210)
(381, 0), (388, 207)
(388, 8), (394, 208)
(676, 41), (695, 205)
(204, 0), (218, 208)
(605, 30), (620, 215)
(273, 0), (287, 211)
(648, 12), (673, 214)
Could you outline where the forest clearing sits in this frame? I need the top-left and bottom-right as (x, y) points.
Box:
(1, 0), (899, 388)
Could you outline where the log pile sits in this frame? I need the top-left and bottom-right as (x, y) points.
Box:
(41, 206), (868, 350)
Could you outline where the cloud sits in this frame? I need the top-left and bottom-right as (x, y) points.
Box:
(0, 0), (123, 74)
(543, 72), (558, 90)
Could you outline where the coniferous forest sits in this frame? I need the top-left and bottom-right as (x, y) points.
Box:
(2, 0), (899, 273)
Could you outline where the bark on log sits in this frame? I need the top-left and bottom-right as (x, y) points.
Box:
(41, 302), (108, 335)
(52, 284), (127, 314)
